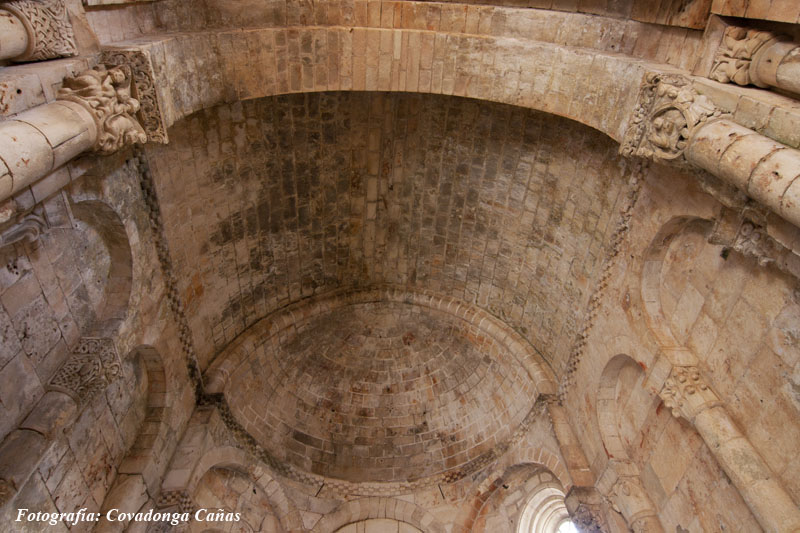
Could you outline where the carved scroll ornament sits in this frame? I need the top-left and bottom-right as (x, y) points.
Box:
(57, 65), (148, 154)
(1, 0), (77, 61)
(621, 74), (726, 163)
(48, 337), (122, 404)
(710, 27), (776, 87)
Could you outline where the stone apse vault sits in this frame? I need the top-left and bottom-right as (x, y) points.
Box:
(1, 1), (800, 532)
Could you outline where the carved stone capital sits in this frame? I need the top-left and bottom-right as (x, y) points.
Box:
(621, 73), (727, 164)
(102, 48), (169, 144)
(571, 503), (605, 532)
(659, 366), (720, 422)
(47, 337), (122, 405)
(609, 476), (661, 531)
(710, 27), (777, 87)
(57, 65), (148, 155)
(0, 213), (46, 250)
(1, 0), (77, 62)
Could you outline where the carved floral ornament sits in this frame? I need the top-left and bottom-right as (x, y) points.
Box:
(621, 74), (727, 163)
(1, 0), (77, 61)
(710, 27), (777, 87)
(47, 337), (122, 405)
(57, 65), (148, 154)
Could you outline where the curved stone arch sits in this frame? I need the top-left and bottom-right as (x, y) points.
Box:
(153, 26), (647, 144)
(640, 216), (714, 348)
(69, 199), (134, 337)
(452, 461), (566, 533)
(310, 497), (447, 533)
(187, 445), (304, 533)
(498, 447), (571, 493)
(205, 286), (556, 397)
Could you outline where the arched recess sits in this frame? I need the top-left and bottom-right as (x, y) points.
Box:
(639, 216), (714, 348)
(311, 497), (447, 533)
(596, 353), (654, 463)
(189, 466), (285, 533)
(69, 199), (133, 337)
(173, 443), (303, 533)
(96, 345), (171, 532)
(118, 345), (170, 477)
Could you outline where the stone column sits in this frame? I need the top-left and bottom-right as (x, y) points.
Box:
(660, 366), (800, 533)
(0, 64), (147, 202)
(0, 0), (77, 62)
(709, 26), (800, 96)
(621, 73), (800, 229)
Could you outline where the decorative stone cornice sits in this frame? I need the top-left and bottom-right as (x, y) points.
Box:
(0, 213), (46, 250)
(710, 27), (778, 87)
(102, 48), (169, 144)
(621, 73), (727, 164)
(57, 65), (148, 155)
(47, 338), (122, 405)
(1, 0), (77, 62)
(659, 366), (721, 422)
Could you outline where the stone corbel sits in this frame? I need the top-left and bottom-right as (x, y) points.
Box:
(0, 212), (46, 249)
(102, 48), (169, 144)
(47, 337), (122, 405)
(0, 0), (77, 62)
(620, 73), (727, 164)
(56, 64), (148, 154)
(658, 365), (721, 423)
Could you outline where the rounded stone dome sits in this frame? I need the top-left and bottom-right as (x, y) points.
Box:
(224, 297), (538, 484)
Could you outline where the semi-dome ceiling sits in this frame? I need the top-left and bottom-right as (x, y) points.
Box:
(224, 297), (538, 483)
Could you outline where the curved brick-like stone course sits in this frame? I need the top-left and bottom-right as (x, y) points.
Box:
(225, 299), (537, 483)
